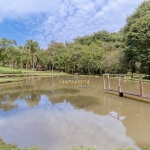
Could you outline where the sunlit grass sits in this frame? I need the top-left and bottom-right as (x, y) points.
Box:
(109, 75), (150, 83)
(0, 138), (150, 150)
(0, 66), (68, 83)
(0, 66), (31, 72)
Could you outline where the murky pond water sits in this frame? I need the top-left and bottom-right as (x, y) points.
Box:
(0, 76), (150, 150)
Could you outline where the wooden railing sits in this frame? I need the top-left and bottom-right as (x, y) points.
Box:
(102, 74), (150, 99)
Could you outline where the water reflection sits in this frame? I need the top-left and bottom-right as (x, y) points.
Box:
(0, 77), (150, 150)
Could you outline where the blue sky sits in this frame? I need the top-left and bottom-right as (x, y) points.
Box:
(0, 0), (144, 48)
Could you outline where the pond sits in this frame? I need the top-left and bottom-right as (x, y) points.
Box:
(0, 76), (150, 150)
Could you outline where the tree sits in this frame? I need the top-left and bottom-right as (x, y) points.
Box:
(92, 30), (110, 42)
(5, 46), (21, 68)
(25, 39), (40, 70)
(74, 30), (111, 46)
(0, 38), (17, 65)
(0, 38), (16, 52)
(123, 0), (150, 77)
(36, 49), (50, 70)
(101, 50), (125, 74)
(46, 41), (65, 72)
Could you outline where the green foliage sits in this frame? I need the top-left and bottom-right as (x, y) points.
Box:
(71, 147), (95, 150)
(74, 30), (111, 45)
(0, 138), (150, 150)
(101, 50), (125, 74)
(0, 38), (16, 51)
(144, 146), (150, 150)
(0, 138), (42, 150)
(1, 0), (150, 75)
(115, 148), (150, 150)
(115, 149), (133, 150)
(0, 38), (17, 66)
(25, 39), (40, 54)
(36, 49), (50, 69)
(123, 0), (150, 75)
(24, 39), (40, 70)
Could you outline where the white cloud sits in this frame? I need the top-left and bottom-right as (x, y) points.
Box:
(0, 0), (144, 48)
(0, 0), (60, 20)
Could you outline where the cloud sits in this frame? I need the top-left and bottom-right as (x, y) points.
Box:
(0, 0), (60, 20)
(0, 0), (144, 48)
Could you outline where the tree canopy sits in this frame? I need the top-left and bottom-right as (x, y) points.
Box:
(0, 0), (150, 76)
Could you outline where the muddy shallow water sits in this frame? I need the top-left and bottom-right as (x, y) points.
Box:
(0, 76), (150, 150)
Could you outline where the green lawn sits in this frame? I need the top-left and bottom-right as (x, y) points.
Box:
(0, 66), (66, 73)
(0, 66), (68, 84)
(0, 137), (150, 150)
(0, 66), (67, 75)
(0, 66), (37, 72)
(109, 75), (150, 83)
(0, 138), (41, 150)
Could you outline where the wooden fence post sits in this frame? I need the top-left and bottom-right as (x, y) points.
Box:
(107, 74), (110, 89)
(118, 75), (123, 97)
(118, 75), (121, 92)
(102, 74), (106, 90)
(139, 75), (144, 98)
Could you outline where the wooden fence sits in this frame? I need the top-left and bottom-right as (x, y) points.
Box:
(102, 74), (150, 99)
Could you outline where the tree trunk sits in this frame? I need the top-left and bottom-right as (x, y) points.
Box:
(52, 64), (53, 73)
(148, 66), (150, 80)
(131, 66), (135, 78)
(131, 70), (134, 78)
(32, 53), (35, 71)
(36, 63), (39, 71)
(17, 61), (19, 68)
(102, 70), (105, 74)
(26, 63), (28, 70)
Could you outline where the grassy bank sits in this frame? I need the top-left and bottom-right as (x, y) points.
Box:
(0, 66), (33, 73)
(0, 139), (150, 150)
(0, 139), (96, 150)
(0, 138), (41, 150)
(0, 66), (67, 75)
(0, 66), (68, 84)
(108, 75), (150, 83)
(1, 66), (150, 85)
(124, 75), (150, 83)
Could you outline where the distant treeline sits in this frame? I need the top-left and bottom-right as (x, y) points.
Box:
(0, 0), (150, 76)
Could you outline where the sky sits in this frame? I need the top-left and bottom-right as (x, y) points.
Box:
(0, 0), (144, 48)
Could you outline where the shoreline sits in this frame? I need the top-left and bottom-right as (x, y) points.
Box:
(0, 72), (68, 84)
(0, 138), (149, 150)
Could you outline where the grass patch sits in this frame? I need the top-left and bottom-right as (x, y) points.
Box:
(115, 148), (150, 150)
(71, 147), (95, 150)
(0, 139), (150, 150)
(109, 75), (150, 83)
(0, 66), (67, 74)
(0, 66), (33, 73)
(115, 148), (134, 150)
(0, 140), (96, 150)
(0, 66), (68, 84)
(0, 138), (42, 150)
